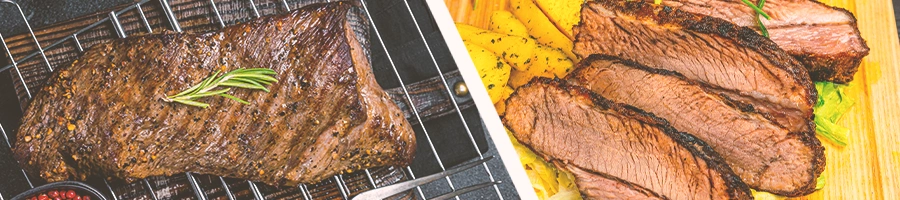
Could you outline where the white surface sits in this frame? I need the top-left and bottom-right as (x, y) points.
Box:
(422, 0), (539, 199)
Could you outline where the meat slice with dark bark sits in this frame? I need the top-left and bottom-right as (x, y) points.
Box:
(567, 55), (824, 196)
(14, 3), (416, 186)
(661, 0), (869, 83)
(556, 163), (663, 200)
(575, 0), (817, 134)
(503, 78), (752, 200)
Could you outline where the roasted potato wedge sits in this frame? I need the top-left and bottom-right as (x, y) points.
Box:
(457, 23), (538, 71)
(506, 45), (573, 88)
(509, 0), (577, 61)
(489, 10), (529, 38)
(533, 0), (582, 39)
(463, 42), (512, 103)
(529, 45), (574, 78)
(507, 69), (532, 88)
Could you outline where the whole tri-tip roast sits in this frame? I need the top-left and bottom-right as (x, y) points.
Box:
(567, 55), (825, 196)
(14, 2), (416, 186)
(575, 0), (818, 138)
(504, 78), (752, 200)
(661, 0), (870, 83)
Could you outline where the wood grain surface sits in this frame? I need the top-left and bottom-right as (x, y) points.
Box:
(444, 0), (900, 199)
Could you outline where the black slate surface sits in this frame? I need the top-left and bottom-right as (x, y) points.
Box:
(895, 0), (899, 39)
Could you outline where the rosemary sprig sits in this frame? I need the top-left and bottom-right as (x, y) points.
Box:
(740, 0), (771, 19)
(741, 0), (771, 37)
(164, 68), (277, 108)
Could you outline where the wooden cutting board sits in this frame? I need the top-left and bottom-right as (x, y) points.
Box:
(443, 0), (900, 199)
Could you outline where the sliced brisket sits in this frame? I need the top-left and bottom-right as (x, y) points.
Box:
(567, 55), (824, 196)
(575, 0), (816, 136)
(14, 3), (416, 186)
(558, 163), (663, 200)
(503, 78), (751, 200)
(662, 0), (869, 83)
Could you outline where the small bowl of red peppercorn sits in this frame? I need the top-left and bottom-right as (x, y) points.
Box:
(10, 181), (107, 200)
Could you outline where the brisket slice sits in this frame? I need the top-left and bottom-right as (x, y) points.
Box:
(14, 3), (416, 186)
(662, 0), (869, 83)
(503, 78), (751, 200)
(567, 55), (824, 196)
(556, 163), (664, 200)
(575, 0), (817, 133)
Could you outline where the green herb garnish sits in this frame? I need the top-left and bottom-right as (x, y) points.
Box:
(815, 173), (826, 190)
(813, 81), (855, 146)
(164, 68), (277, 108)
(741, 0), (771, 37)
(755, 0), (769, 37)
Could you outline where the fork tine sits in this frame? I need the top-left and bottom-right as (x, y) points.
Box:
(351, 156), (494, 200)
(429, 181), (501, 200)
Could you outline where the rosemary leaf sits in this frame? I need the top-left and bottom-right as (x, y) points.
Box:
(756, 14), (769, 37)
(220, 82), (270, 92)
(232, 76), (273, 85)
(757, 0), (769, 38)
(740, 0), (771, 38)
(242, 68), (277, 75)
(220, 93), (250, 105)
(227, 77), (265, 87)
(740, 0), (771, 19)
(234, 74), (279, 83)
(173, 99), (210, 108)
(186, 88), (231, 99)
(173, 72), (219, 98)
(164, 68), (277, 108)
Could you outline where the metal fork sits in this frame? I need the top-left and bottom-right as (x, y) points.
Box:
(352, 156), (499, 200)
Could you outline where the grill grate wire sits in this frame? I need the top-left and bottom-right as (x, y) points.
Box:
(396, 0), (503, 199)
(0, 0), (509, 199)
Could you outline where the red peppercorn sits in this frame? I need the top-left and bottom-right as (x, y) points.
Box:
(30, 196), (37, 200)
(48, 190), (59, 198)
(82, 196), (90, 200)
(74, 196), (82, 200)
(38, 194), (50, 200)
(66, 190), (77, 199)
(53, 197), (61, 200)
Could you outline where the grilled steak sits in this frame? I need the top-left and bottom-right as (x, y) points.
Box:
(13, 3), (416, 186)
(661, 0), (869, 83)
(575, 0), (817, 137)
(503, 78), (752, 200)
(567, 55), (824, 196)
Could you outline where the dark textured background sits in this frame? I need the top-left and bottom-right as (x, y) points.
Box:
(896, 0), (899, 37)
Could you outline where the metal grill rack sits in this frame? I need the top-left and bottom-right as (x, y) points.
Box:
(0, 0), (517, 199)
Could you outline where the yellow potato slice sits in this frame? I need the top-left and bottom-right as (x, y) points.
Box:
(533, 0), (583, 38)
(463, 42), (512, 103)
(489, 10), (529, 38)
(457, 23), (539, 71)
(509, 0), (578, 62)
(506, 45), (574, 88)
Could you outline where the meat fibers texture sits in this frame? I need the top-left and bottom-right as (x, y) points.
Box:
(504, 78), (752, 200)
(567, 55), (824, 197)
